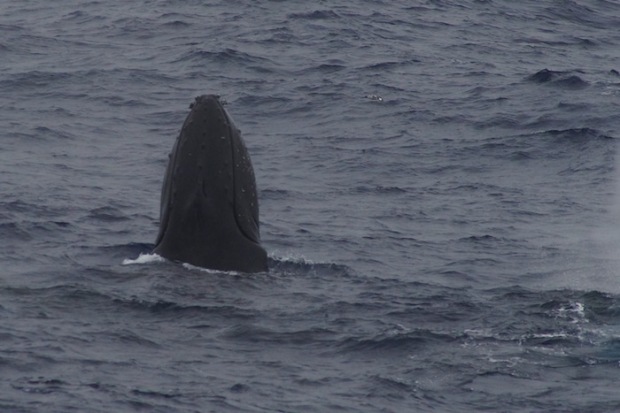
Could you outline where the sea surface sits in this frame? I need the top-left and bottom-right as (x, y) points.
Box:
(2, 1), (620, 412)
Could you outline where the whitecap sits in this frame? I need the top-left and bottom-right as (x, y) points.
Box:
(122, 253), (165, 265)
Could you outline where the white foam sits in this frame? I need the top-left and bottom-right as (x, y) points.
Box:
(181, 262), (241, 275)
(556, 301), (586, 323)
(122, 253), (256, 275)
(269, 250), (315, 265)
(122, 253), (166, 265)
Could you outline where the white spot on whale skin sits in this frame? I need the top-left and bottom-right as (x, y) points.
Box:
(122, 253), (165, 265)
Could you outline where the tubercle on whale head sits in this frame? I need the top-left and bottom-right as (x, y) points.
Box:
(177, 95), (231, 148)
(185, 96), (232, 130)
(189, 94), (226, 110)
(189, 94), (220, 109)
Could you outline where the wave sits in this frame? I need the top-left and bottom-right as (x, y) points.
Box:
(172, 48), (274, 68)
(268, 253), (353, 277)
(526, 69), (589, 90)
(338, 329), (458, 355)
(288, 10), (340, 20)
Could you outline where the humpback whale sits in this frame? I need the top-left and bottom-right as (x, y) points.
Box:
(153, 95), (268, 273)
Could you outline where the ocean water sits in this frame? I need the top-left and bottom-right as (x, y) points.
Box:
(2, 0), (620, 411)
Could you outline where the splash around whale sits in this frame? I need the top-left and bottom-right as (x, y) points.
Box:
(152, 95), (268, 273)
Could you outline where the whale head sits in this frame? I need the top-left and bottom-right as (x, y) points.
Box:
(153, 95), (267, 273)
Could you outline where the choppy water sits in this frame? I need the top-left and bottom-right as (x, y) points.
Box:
(2, 1), (620, 411)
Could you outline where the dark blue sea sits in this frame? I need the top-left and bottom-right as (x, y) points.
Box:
(2, 1), (620, 411)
